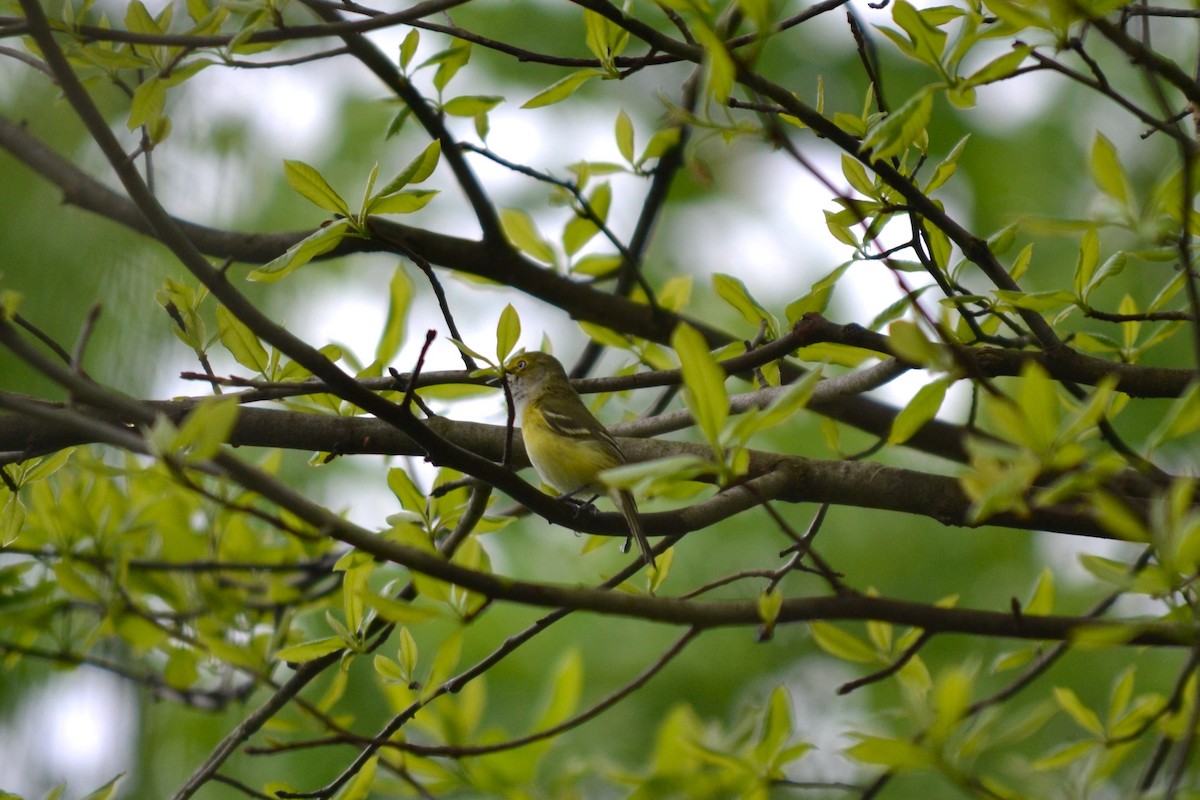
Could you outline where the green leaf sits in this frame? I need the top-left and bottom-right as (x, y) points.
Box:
(22, 447), (74, 483)
(863, 86), (933, 160)
(495, 303), (521, 362)
(216, 305), (269, 374)
(128, 77), (165, 130)
(713, 273), (776, 335)
(1091, 492), (1149, 542)
(1025, 566), (1055, 615)
(276, 636), (345, 663)
(443, 95), (504, 117)
(1033, 739), (1099, 771)
(888, 378), (949, 445)
(757, 587), (783, 626)
(388, 467), (427, 515)
(522, 69), (600, 108)
(79, 775), (124, 800)
(53, 562), (102, 602)
(500, 208), (556, 264)
(638, 127), (681, 166)
(842, 153), (876, 196)
(888, 320), (940, 367)
(163, 648), (199, 690)
(993, 288), (1077, 312)
(756, 685), (794, 758)
(1053, 687), (1104, 736)
(1, 493), (25, 547)
(248, 220), (349, 282)
(965, 44), (1030, 87)
(1016, 362), (1059, 453)
(361, 592), (441, 626)
(374, 267), (413, 367)
(1091, 132), (1131, 207)
(342, 561), (371, 633)
(1072, 228), (1100, 299)
(368, 189), (438, 215)
(398, 627), (419, 678)
(582, 8), (627, 73)
(563, 183), (611, 255)
(981, 0), (1050, 31)
(399, 28), (420, 70)
(615, 109), (635, 163)
(534, 649), (583, 730)
(376, 140), (442, 197)
(929, 666), (972, 744)
(337, 754), (377, 800)
(172, 397), (239, 462)
(1148, 380), (1200, 449)
(924, 135), (970, 195)
(672, 323), (728, 449)
(692, 21), (735, 102)
(124, 0), (160, 33)
(283, 160), (350, 216)
(430, 41), (471, 92)
(809, 621), (877, 663)
(572, 253), (622, 277)
(786, 262), (851, 321)
(892, 0), (947, 66)
(425, 628), (463, 696)
(741, 368), (823, 437)
(846, 735), (934, 768)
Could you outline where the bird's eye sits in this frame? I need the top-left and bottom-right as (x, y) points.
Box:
(516, 359), (527, 370)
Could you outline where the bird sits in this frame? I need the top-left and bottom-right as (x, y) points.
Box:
(502, 351), (655, 568)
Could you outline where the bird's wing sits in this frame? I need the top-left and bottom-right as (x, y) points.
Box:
(540, 403), (625, 462)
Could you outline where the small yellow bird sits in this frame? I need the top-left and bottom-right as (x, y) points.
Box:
(503, 351), (654, 567)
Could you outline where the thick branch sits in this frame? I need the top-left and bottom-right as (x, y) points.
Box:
(0, 399), (1124, 540)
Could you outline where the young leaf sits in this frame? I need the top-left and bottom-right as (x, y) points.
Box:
(368, 190), (438, 215)
(496, 303), (521, 361)
(1072, 228), (1100, 300)
(399, 28), (420, 70)
(283, 160), (350, 216)
(276, 636), (346, 664)
(374, 267), (413, 368)
(757, 587), (783, 627)
(388, 466), (428, 516)
(672, 323), (728, 449)
(691, 21), (735, 101)
(443, 95), (503, 117)
(533, 649), (583, 730)
(128, 77), (165, 131)
(888, 377), (949, 445)
(809, 621), (877, 663)
(1054, 687), (1104, 737)
(216, 305), (269, 374)
(500, 208), (556, 264)
(863, 87), (934, 160)
(172, 397), (240, 462)
(247, 220), (349, 282)
(522, 69), (600, 109)
(638, 127), (681, 167)
(1091, 132), (1132, 207)
(615, 109), (635, 163)
(431, 41), (471, 92)
(846, 735), (934, 768)
(888, 320), (940, 367)
(713, 273), (777, 336)
(376, 140), (442, 197)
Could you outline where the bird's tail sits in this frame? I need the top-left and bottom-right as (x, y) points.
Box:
(611, 488), (655, 569)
